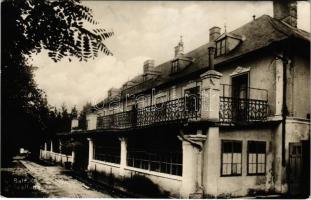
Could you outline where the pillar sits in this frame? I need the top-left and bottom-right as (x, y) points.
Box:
(72, 150), (75, 164)
(119, 137), (127, 176)
(275, 57), (283, 116)
(86, 113), (97, 130)
(44, 142), (47, 159)
(203, 127), (220, 196)
(180, 140), (199, 198)
(200, 70), (222, 121)
(87, 138), (94, 170)
(274, 123), (287, 193)
(50, 140), (53, 152)
(50, 140), (54, 161)
(200, 69), (222, 197)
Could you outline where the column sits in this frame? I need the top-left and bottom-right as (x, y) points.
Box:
(86, 113), (97, 130)
(50, 140), (53, 152)
(275, 57), (283, 116)
(200, 69), (222, 197)
(119, 137), (127, 176)
(180, 140), (199, 198)
(50, 140), (54, 161)
(203, 127), (220, 196)
(200, 70), (222, 121)
(71, 150), (75, 168)
(274, 123), (287, 193)
(87, 138), (94, 170)
(44, 142), (47, 159)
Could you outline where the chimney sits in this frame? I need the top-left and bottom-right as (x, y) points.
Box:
(143, 59), (155, 74)
(209, 26), (221, 42)
(108, 88), (120, 97)
(174, 36), (184, 57)
(273, 0), (297, 27)
(208, 43), (216, 70)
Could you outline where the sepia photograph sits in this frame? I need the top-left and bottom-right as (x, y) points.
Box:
(1, 0), (310, 198)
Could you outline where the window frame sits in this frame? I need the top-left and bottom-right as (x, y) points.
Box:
(247, 141), (266, 176)
(127, 149), (182, 176)
(220, 140), (243, 177)
(93, 140), (121, 164)
(216, 38), (227, 57)
(171, 60), (179, 74)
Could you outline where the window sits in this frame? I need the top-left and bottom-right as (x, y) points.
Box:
(221, 140), (242, 176)
(127, 133), (182, 176)
(247, 141), (266, 175)
(171, 60), (179, 74)
(184, 86), (200, 112)
(127, 150), (182, 176)
(216, 39), (226, 56)
(94, 137), (121, 164)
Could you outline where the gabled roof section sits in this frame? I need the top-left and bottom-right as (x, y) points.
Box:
(95, 14), (310, 108)
(215, 14), (310, 64)
(216, 32), (243, 41)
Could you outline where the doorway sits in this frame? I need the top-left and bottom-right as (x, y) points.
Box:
(289, 141), (310, 197)
(73, 139), (89, 172)
(231, 73), (249, 122)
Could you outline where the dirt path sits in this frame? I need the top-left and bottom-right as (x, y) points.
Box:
(20, 160), (112, 198)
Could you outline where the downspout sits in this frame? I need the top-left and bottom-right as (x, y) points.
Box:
(281, 58), (289, 167)
(275, 39), (291, 167)
(208, 43), (216, 70)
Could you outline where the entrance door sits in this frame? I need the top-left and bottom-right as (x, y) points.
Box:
(301, 140), (310, 197)
(289, 140), (310, 197)
(288, 142), (303, 195)
(232, 74), (248, 122)
(73, 140), (89, 172)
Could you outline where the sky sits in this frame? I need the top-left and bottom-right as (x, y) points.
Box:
(31, 1), (310, 110)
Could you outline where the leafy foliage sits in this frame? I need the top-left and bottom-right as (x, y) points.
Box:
(5, 0), (114, 62)
(1, 0), (113, 166)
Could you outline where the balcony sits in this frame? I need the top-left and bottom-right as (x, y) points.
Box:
(96, 97), (201, 130)
(95, 85), (270, 130)
(219, 84), (270, 125)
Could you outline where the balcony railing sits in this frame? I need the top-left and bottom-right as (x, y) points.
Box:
(219, 84), (269, 125)
(219, 97), (269, 124)
(96, 85), (270, 129)
(96, 97), (201, 129)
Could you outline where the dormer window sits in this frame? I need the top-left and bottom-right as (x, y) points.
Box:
(216, 39), (226, 56)
(171, 60), (179, 74)
(215, 32), (243, 57)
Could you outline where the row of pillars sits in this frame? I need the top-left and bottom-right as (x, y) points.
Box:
(84, 130), (220, 197)
(43, 140), (75, 162)
(83, 69), (223, 198)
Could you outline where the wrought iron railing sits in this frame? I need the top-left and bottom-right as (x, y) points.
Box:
(96, 86), (269, 129)
(97, 110), (135, 129)
(96, 97), (201, 129)
(219, 97), (269, 124)
(136, 97), (201, 127)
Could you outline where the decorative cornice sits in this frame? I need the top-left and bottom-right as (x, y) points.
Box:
(230, 66), (251, 76)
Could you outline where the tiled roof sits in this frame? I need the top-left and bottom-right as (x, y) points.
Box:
(97, 15), (310, 107)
